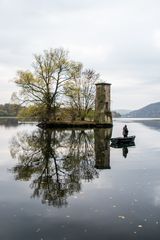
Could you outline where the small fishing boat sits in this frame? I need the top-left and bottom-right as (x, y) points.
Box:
(110, 136), (136, 146)
(111, 141), (135, 148)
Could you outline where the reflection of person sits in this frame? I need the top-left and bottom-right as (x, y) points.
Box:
(123, 125), (129, 137)
(122, 146), (128, 158)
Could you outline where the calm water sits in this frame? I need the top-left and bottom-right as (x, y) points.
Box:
(0, 118), (160, 239)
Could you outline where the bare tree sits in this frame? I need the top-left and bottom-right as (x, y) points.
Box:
(14, 48), (81, 120)
(64, 69), (100, 121)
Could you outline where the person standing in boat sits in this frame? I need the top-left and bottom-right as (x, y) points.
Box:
(123, 125), (129, 137)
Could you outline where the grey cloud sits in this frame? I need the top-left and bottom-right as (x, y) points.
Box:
(0, 0), (160, 108)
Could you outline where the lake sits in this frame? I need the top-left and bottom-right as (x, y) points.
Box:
(0, 118), (160, 239)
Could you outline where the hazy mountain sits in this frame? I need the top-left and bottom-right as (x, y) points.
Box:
(125, 102), (160, 118)
(112, 111), (121, 118)
(114, 109), (131, 115)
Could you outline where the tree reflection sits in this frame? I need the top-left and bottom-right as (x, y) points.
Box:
(0, 118), (18, 127)
(10, 128), (100, 207)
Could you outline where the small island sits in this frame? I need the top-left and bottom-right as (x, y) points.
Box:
(13, 48), (113, 129)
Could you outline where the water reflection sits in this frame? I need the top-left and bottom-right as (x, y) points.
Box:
(10, 128), (112, 207)
(134, 119), (160, 131)
(94, 128), (111, 169)
(122, 146), (128, 158)
(0, 117), (18, 127)
(111, 142), (135, 158)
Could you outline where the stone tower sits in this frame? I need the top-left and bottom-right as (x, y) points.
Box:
(94, 83), (112, 125)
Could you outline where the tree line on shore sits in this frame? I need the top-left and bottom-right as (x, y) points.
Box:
(0, 103), (121, 119)
(0, 103), (22, 117)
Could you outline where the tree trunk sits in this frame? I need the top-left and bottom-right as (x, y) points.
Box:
(46, 105), (52, 121)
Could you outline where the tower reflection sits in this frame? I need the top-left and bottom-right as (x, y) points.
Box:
(94, 128), (112, 169)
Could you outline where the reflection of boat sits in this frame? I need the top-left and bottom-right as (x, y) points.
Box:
(110, 138), (135, 158)
(110, 136), (135, 147)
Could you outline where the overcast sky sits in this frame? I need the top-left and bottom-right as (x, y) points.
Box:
(0, 0), (160, 110)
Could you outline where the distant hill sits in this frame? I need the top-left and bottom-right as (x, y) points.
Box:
(112, 111), (121, 118)
(114, 109), (131, 116)
(125, 102), (160, 118)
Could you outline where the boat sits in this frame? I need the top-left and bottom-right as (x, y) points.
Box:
(110, 141), (135, 148)
(110, 136), (136, 146)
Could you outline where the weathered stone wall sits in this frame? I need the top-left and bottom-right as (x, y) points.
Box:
(95, 83), (112, 124)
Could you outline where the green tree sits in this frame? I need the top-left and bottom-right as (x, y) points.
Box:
(64, 69), (100, 121)
(14, 48), (81, 120)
